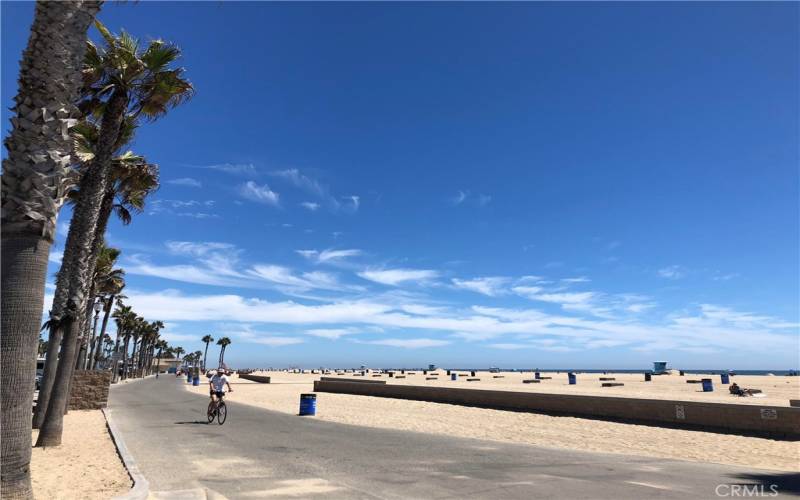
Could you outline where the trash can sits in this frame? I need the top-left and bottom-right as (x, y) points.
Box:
(451, 373), (457, 381)
(186, 373), (192, 383)
(568, 373), (576, 385)
(299, 393), (317, 416)
(389, 372), (394, 378)
(701, 378), (713, 392)
(679, 370), (685, 376)
(446, 370), (451, 376)
(192, 376), (199, 386)
(471, 371), (476, 376)
(720, 373), (730, 385)
(535, 372), (541, 380)
(645, 372), (652, 382)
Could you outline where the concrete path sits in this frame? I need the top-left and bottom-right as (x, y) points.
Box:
(107, 377), (799, 499)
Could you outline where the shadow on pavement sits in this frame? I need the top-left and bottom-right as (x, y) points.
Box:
(728, 472), (800, 495)
(174, 421), (210, 425)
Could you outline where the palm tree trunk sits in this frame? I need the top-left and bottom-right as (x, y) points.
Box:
(36, 87), (128, 447)
(203, 342), (209, 372)
(91, 295), (113, 370)
(75, 296), (93, 370)
(120, 334), (130, 380)
(32, 324), (61, 429)
(86, 306), (101, 369)
(1, 238), (51, 497)
(1, 2), (101, 494)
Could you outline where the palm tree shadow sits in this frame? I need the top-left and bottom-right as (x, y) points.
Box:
(729, 472), (800, 495)
(174, 420), (209, 425)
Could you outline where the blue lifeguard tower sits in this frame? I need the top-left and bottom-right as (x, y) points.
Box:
(652, 361), (668, 375)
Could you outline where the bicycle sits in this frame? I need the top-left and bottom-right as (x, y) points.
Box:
(207, 397), (227, 425)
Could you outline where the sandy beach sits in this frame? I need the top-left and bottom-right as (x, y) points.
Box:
(186, 371), (800, 472)
(30, 410), (131, 500)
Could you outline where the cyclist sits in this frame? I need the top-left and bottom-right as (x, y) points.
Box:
(209, 369), (233, 405)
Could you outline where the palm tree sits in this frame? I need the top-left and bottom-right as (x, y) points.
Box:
(37, 21), (192, 447)
(82, 244), (123, 368)
(173, 346), (185, 363)
(154, 339), (168, 374)
(1, 4), (100, 495)
(201, 335), (214, 372)
(217, 337), (232, 368)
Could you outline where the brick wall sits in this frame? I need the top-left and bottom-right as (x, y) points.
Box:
(313, 380), (800, 439)
(68, 370), (112, 410)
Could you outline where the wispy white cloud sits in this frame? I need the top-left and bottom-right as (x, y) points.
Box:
(113, 288), (797, 356)
(658, 265), (685, 280)
(361, 338), (451, 349)
(296, 248), (362, 265)
(49, 250), (63, 265)
(167, 177), (202, 188)
(450, 190), (491, 207)
(247, 265), (351, 293)
(451, 277), (510, 296)
(270, 169), (359, 213)
(189, 163), (257, 176)
(358, 268), (439, 286)
(561, 277), (591, 284)
(304, 328), (358, 339)
(239, 181), (280, 206)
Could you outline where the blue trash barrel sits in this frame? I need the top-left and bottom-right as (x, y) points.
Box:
(451, 373), (457, 381)
(701, 378), (713, 392)
(720, 373), (730, 385)
(299, 393), (317, 416)
(192, 376), (199, 386)
(645, 372), (652, 382)
(568, 373), (576, 385)
(535, 372), (541, 379)
(186, 373), (192, 382)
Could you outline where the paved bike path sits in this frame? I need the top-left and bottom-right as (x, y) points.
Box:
(107, 377), (799, 499)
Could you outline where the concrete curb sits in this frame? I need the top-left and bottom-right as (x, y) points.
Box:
(102, 408), (150, 500)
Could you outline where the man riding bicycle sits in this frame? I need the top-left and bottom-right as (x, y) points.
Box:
(209, 369), (233, 404)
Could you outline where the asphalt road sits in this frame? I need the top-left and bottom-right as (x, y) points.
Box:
(107, 377), (799, 499)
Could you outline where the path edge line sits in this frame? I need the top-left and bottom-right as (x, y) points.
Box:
(102, 407), (150, 500)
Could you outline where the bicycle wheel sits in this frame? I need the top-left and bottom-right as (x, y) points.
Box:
(216, 402), (227, 425)
(207, 401), (216, 423)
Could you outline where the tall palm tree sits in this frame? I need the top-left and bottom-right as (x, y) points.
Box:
(154, 339), (168, 374)
(217, 337), (232, 368)
(82, 244), (123, 368)
(201, 335), (214, 372)
(1, 3), (101, 496)
(37, 21), (191, 447)
(173, 346), (185, 362)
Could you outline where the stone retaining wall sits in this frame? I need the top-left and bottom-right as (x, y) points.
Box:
(313, 380), (800, 439)
(69, 370), (112, 410)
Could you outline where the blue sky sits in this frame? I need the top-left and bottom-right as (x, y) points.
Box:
(3, 2), (798, 369)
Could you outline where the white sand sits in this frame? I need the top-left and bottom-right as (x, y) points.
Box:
(31, 410), (131, 500)
(186, 371), (800, 472)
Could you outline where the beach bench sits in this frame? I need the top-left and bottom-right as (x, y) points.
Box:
(395, 375), (406, 379)
(466, 378), (480, 381)
(602, 383), (624, 387)
(522, 379), (541, 383)
(492, 375), (505, 378)
(599, 377), (615, 381)
(372, 374), (382, 377)
(426, 377), (437, 380)
(686, 379), (702, 384)
(538, 376), (552, 380)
